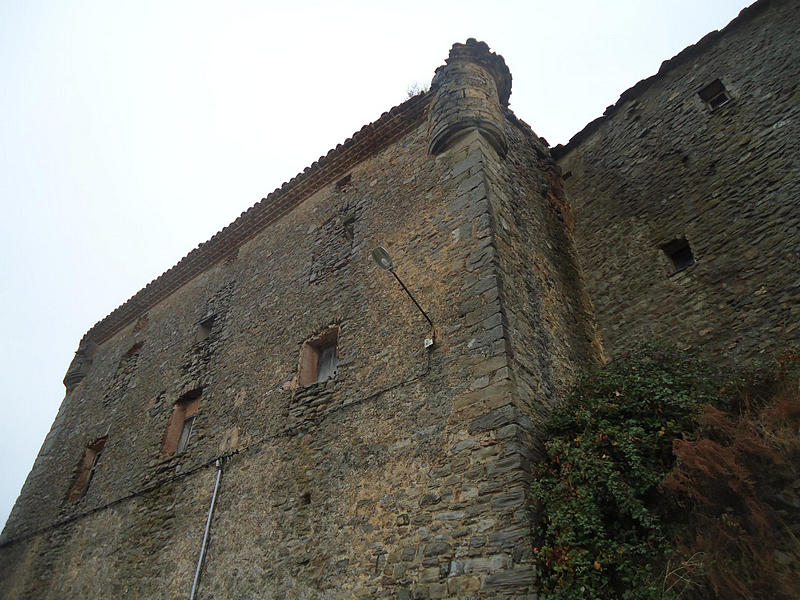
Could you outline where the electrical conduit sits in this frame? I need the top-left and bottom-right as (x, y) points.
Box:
(190, 458), (223, 600)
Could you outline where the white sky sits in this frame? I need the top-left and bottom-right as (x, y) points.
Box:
(0, 0), (753, 530)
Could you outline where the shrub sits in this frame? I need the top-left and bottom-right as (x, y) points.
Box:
(531, 345), (720, 599)
(532, 346), (800, 600)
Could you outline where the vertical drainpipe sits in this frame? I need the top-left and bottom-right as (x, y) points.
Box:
(190, 458), (223, 600)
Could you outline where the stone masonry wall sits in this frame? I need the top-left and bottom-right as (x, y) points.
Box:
(557, 0), (800, 363)
(0, 49), (591, 596)
(488, 118), (603, 421)
(432, 120), (604, 597)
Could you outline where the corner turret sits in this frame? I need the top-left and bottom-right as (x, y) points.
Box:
(427, 39), (511, 157)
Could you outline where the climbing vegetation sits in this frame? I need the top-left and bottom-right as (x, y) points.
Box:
(531, 345), (800, 600)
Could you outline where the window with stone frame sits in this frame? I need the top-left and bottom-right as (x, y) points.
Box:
(697, 79), (731, 110)
(298, 326), (340, 387)
(162, 389), (202, 455)
(68, 436), (107, 502)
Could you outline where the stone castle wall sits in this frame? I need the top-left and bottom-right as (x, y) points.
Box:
(556, 0), (799, 363)
(0, 41), (597, 599)
(2, 1), (798, 596)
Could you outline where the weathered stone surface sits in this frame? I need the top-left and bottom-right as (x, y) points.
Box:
(483, 567), (535, 590)
(557, 0), (799, 365)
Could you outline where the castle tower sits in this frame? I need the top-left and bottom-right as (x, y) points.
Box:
(428, 38), (511, 157)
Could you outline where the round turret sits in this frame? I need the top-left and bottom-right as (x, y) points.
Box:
(427, 39), (512, 157)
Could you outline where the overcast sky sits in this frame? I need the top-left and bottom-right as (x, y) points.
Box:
(0, 0), (753, 530)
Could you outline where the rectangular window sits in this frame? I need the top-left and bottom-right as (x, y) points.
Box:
(162, 389), (202, 455)
(177, 415), (195, 453)
(298, 326), (340, 387)
(317, 343), (338, 382)
(662, 238), (696, 273)
(195, 314), (216, 343)
(68, 437), (107, 502)
(698, 79), (730, 110)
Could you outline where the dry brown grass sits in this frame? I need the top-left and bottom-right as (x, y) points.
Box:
(662, 352), (800, 599)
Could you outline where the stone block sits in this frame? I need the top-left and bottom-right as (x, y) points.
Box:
(482, 567), (535, 590)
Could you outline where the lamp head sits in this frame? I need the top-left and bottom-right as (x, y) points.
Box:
(371, 247), (394, 271)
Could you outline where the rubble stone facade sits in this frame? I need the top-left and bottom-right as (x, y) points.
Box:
(555, 0), (799, 364)
(1, 1), (797, 597)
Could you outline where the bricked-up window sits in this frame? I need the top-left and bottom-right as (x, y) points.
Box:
(662, 238), (696, 272)
(309, 211), (360, 283)
(298, 327), (339, 387)
(103, 342), (143, 406)
(68, 437), (107, 502)
(195, 314), (216, 343)
(162, 389), (202, 455)
(698, 79), (730, 110)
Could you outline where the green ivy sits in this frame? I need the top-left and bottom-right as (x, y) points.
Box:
(531, 346), (721, 600)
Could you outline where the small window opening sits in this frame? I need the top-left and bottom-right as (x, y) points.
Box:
(336, 174), (352, 191)
(163, 389), (202, 455)
(177, 415), (196, 453)
(68, 437), (107, 502)
(298, 327), (340, 387)
(343, 217), (356, 241)
(301, 492), (312, 505)
(196, 314), (216, 343)
(662, 238), (696, 272)
(698, 79), (730, 110)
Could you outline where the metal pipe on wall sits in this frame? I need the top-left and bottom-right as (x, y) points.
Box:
(190, 458), (223, 600)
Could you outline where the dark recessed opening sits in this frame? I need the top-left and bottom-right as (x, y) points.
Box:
(301, 492), (312, 505)
(336, 174), (352, 191)
(662, 238), (696, 272)
(343, 217), (355, 241)
(563, 171), (573, 181)
(125, 342), (143, 358)
(698, 79), (730, 110)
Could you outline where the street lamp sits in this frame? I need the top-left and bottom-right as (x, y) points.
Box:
(371, 247), (435, 348)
